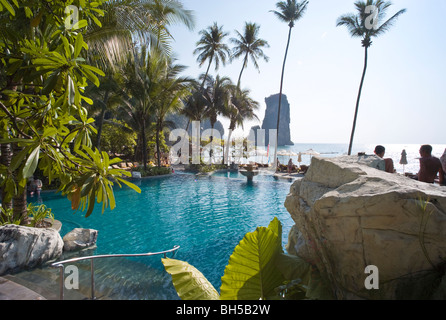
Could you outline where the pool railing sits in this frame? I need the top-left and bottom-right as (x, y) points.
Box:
(50, 245), (180, 300)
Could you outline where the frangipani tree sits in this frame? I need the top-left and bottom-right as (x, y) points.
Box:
(0, 0), (141, 221)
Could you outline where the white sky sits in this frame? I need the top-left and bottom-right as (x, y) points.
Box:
(169, 0), (446, 145)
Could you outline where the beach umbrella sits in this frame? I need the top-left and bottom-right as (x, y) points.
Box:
(298, 152), (302, 164)
(399, 149), (408, 174)
(304, 149), (320, 159)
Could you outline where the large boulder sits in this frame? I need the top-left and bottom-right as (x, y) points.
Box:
(0, 224), (64, 276)
(285, 155), (446, 300)
(63, 228), (98, 252)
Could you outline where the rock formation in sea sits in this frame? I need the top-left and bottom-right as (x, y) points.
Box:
(285, 155), (446, 299)
(260, 93), (294, 147)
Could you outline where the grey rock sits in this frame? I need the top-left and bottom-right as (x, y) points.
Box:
(63, 228), (98, 252)
(0, 225), (63, 276)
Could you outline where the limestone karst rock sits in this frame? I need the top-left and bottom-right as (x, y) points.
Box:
(261, 94), (294, 147)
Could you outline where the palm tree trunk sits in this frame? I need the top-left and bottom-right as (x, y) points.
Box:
(201, 56), (214, 90)
(142, 121), (148, 170)
(237, 53), (249, 88)
(156, 121), (162, 168)
(224, 123), (235, 165)
(348, 46), (368, 156)
(274, 26), (293, 171)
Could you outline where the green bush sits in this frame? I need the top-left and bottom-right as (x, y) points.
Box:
(133, 166), (172, 177)
(0, 204), (54, 228)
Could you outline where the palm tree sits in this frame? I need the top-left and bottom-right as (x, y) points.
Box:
(223, 86), (260, 164)
(85, 0), (195, 66)
(230, 22), (270, 88)
(119, 46), (155, 169)
(152, 59), (192, 168)
(271, 0), (309, 171)
(202, 75), (232, 143)
(337, 0), (406, 155)
(193, 22), (231, 89)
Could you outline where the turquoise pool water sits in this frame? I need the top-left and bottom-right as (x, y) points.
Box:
(38, 172), (295, 299)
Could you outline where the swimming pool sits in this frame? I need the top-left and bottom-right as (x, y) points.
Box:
(38, 172), (295, 300)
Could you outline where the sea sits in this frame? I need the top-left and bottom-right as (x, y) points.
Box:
(249, 143), (446, 175)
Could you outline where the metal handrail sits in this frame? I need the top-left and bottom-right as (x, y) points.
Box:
(50, 245), (180, 300)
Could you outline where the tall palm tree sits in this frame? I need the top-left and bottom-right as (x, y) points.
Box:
(337, 0), (406, 155)
(193, 22), (231, 89)
(230, 22), (270, 88)
(271, 0), (309, 171)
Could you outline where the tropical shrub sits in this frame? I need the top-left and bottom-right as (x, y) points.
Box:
(0, 203), (54, 227)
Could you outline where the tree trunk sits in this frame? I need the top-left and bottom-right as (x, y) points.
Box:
(142, 121), (148, 170)
(274, 26), (293, 172)
(348, 46), (369, 156)
(12, 144), (28, 225)
(0, 143), (13, 210)
(201, 55), (214, 90)
(156, 122), (162, 168)
(237, 53), (249, 89)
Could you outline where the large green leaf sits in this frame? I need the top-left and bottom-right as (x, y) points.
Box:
(162, 258), (220, 300)
(220, 225), (285, 300)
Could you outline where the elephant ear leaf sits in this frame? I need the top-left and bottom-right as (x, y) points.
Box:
(220, 223), (284, 300)
(162, 258), (220, 300)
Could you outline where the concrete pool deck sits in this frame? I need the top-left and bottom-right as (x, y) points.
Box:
(0, 277), (46, 300)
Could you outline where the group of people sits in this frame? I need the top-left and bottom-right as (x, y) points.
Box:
(374, 144), (445, 186)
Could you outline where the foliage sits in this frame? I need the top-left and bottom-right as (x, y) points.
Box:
(27, 203), (54, 228)
(0, 203), (54, 227)
(230, 22), (270, 87)
(162, 218), (333, 300)
(133, 165), (172, 177)
(99, 120), (137, 158)
(193, 22), (231, 89)
(0, 0), (141, 219)
(0, 206), (21, 225)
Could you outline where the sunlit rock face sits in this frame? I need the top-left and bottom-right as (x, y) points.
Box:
(285, 155), (446, 300)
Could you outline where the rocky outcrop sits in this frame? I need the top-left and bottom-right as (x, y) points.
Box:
(261, 94), (293, 146)
(63, 228), (98, 252)
(0, 225), (64, 276)
(285, 155), (446, 300)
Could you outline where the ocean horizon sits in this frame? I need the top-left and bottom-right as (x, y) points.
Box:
(276, 143), (446, 175)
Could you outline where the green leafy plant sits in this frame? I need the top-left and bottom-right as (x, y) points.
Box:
(0, 206), (21, 225)
(162, 218), (333, 300)
(27, 203), (54, 228)
(1, 203), (54, 227)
